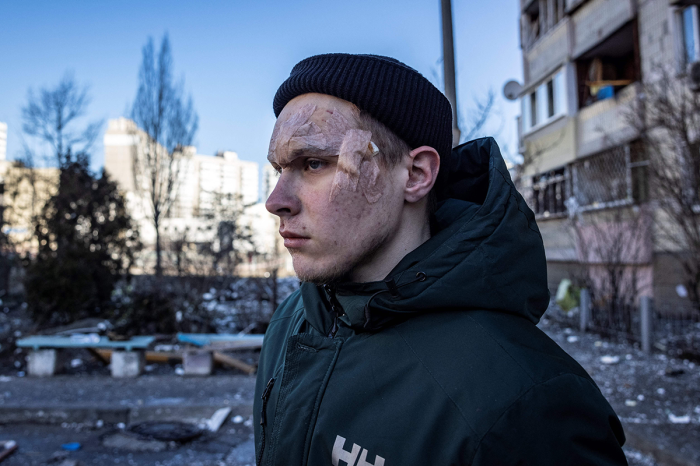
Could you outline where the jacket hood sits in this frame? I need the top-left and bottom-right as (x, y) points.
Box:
(302, 137), (550, 335)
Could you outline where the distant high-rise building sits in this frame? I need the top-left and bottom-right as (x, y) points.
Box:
(104, 118), (259, 219)
(0, 122), (7, 161)
(262, 164), (279, 201)
(103, 117), (292, 276)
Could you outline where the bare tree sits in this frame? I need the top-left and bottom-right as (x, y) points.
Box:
(429, 61), (498, 145)
(625, 67), (700, 311)
(459, 89), (496, 143)
(21, 74), (102, 167)
(165, 192), (256, 277)
(569, 204), (652, 337)
(4, 74), (101, 258)
(130, 34), (198, 277)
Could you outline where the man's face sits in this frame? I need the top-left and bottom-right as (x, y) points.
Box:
(265, 93), (408, 284)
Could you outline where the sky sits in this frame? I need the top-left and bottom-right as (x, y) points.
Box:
(0, 0), (523, 178)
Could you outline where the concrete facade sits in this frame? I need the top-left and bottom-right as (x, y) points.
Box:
(103, 118), (293, 276)
(0, 122), (6, 161)
(518, 0), (696, 311)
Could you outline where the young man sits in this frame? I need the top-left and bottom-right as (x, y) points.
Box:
(255, 53), (627, 465)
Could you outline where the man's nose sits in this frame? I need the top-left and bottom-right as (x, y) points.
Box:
(265, 172), (301, 217)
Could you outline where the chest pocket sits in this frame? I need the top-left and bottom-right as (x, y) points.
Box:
(264, 333), (343, 466)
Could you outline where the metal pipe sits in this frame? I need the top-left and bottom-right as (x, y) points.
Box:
(441, 0), (461, 146)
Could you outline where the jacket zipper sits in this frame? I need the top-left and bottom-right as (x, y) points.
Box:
(324, 284), (344, 338)
(257, 377), (275, 465)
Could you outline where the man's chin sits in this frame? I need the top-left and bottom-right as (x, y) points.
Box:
(292, 257), (351, 285)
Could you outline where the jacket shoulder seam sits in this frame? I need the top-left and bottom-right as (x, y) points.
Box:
(394, 327), (477, 433)
(470, 372), (599, 463)
(465, 314), (537, 384)
(268, 304), (304, 325)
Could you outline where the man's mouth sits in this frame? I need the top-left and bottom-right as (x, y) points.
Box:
(279, 230), (310, 248)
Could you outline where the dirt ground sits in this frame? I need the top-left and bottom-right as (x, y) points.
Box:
(539, 315), (700, 466)
(1, 293), (698, 465)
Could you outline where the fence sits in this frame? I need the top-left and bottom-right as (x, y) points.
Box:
(575, 290), (700, 360)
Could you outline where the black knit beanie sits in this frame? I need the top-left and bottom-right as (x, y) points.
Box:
(273, 53), (453, 164)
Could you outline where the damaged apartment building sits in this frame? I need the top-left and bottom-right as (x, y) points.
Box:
(518, 0), (700, 312)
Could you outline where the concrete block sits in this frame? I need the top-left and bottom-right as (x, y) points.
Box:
(111, 351), (144, 378)
(183, 350), (213, 376)
(27, 349), (58, 377)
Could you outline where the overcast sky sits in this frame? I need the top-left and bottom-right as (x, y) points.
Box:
(0, 0), (523, 176)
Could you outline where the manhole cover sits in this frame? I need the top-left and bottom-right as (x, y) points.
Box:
(129, 421), (203, 442)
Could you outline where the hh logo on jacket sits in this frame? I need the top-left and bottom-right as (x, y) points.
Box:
(332, 435), (385, 466)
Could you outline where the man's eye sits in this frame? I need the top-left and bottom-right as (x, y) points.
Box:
(306, 159), (325, 170)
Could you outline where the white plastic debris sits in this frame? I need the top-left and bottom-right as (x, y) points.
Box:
(175, 367), (185, 376)
(657, 388), (666, 395)
(96, 419), (104, 428)
(694, 406), (700, 415)
(594, 341), (603, 347)
(676, 284), (688, 298)
(117, 422), (125, 429)
(637, 394), (645, 401)
(243, 418), (253, 427)
(668, 413), (690, 424)
(232, 415), (244, 424)
(567, 336), (579, 343)
(625, 400), (637, 407)
(206, 407), (232, 432)
(70, 359), (83, 368)
(600, 355), (620, 365)
(625, 354), (632, 360)
(0, 376), (11, 382)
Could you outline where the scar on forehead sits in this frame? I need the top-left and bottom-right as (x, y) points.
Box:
(268, 103), (384, 204)
(268, 104), (356, 166)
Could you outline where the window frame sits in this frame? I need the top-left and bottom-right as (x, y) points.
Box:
(521, 68), (568, 135)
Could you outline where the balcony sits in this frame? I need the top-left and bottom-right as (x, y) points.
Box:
(524, 18), (570, 85)
(576, 84), (638, 157)
(571, 0), (635, 59)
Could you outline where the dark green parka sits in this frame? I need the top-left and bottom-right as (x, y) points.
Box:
(254, 137), (627, 466)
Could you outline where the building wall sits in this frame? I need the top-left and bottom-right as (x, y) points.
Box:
(570, 0), (635, 58)
(103, 117), (292, 276)
(518, 0), (697, 312)
(525, 19), (571, 85)
(0, 122), (7, 161)
(0, 161), (59, 252)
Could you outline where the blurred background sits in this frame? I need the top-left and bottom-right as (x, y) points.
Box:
(0, 1), (699, 465)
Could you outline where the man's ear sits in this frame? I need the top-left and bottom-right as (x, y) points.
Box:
(405, 145), (440, 203)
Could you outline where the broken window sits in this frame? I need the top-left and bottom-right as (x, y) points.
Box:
(521, 0), (566, 50)
(576, 20), (640, 109)
(532, 167), (568, 217)
(522, 1), (541, 50)
(571, 141), (648, 210)
(681, 5), (700, 65)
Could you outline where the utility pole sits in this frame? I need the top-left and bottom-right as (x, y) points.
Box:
(441, 0), (460, 147)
